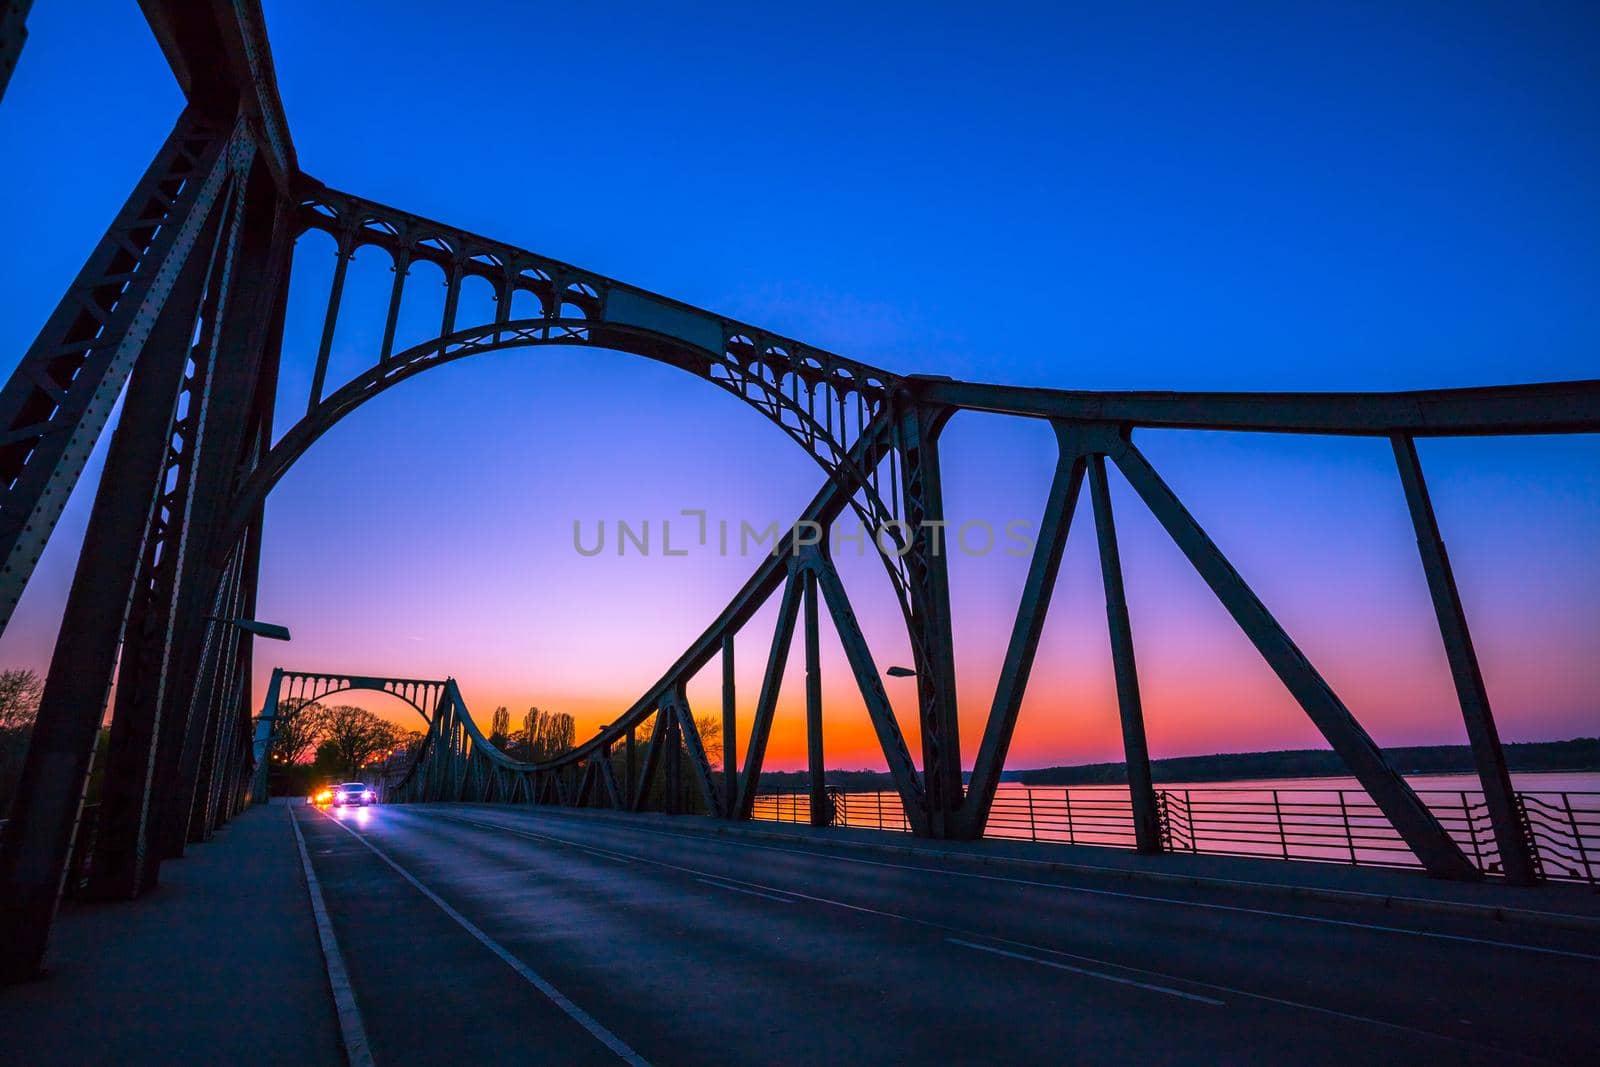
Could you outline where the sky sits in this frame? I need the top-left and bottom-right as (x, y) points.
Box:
(0, 1), (1595, 774)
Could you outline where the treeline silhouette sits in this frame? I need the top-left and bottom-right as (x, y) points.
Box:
(1017, 738), (1600, 786)
(487, 706), (577, 763)
(738, 738), (1600, 794)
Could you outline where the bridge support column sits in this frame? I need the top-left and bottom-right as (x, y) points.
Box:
(664, 710), (682, 815)
(626, 725), (636, 809)
(721, 634), (736, 818)
(803, 569), (828, 826)
(1392, 435), (1539, 884)
(307, 232), (352, 414)
(158, 184), (290, 856)
(93, 142), (261, 900)
(895, 401), (963, 837)
(1088, 454), (1161, 854)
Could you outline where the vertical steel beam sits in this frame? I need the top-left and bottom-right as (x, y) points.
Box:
(961, 430), (1084, 839)
(440, 261), (462, 339)
(895, 402), (963, 836)
(306, 233), (352, 413)
(379, 251), (410, 361)
(1088, 454), (1161, 853)
(1108, 434), (1477, 880)
(803, 569), (828, 826)
(625, 724), (636, 807)
(721, 633), (736, 817)
(664, 707), (682, 815)
(1392, 434), (1538, 884)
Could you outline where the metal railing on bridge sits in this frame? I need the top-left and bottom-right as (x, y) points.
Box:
(752, 786), (1600, 886)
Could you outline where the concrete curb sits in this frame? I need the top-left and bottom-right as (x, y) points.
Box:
(477, 805), (1600, 935)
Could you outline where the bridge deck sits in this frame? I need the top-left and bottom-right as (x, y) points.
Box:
(308, 805), (1599, 1063)
(6, 801), (1598, 1064)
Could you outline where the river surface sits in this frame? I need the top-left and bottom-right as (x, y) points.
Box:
(761, 771), (1600, 878)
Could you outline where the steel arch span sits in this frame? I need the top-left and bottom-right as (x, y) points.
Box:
(3, 0), (1600, 984)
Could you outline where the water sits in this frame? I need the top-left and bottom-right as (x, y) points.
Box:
(759, 771), (1600, 880)
(1142, 770), (1600, 794)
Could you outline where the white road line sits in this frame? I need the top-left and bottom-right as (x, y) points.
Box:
(314, 809), (652, 1067)
(947, 938), (1224, 1006)
(696, 877), (796, 904)
(423, 811), (1552, 1061)
(288, 804), (375, 1067)
(440, 809), (1600, 964)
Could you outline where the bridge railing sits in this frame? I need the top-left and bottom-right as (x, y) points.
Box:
(751, 786), (1600, 885)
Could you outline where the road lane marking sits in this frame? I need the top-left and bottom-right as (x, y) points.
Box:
(696, 877), (796, 904)
(947, 938), (1223, 1005)
(315, 809), (652, 1067)
(422, 810), (1553, 1061)
(436, 808), (1600, 964)
(289, 804), (375, 1067)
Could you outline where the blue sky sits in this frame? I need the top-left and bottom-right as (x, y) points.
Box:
(0, 2), (1594, 767)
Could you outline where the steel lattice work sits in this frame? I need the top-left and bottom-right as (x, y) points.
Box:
(1, 0), (1597, 983)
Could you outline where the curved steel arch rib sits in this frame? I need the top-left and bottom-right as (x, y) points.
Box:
(227, 179), (933, 628)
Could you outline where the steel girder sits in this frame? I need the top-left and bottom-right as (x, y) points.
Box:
(216, 175), (1600, 856)
(0, 109), (268, 978)
(91, 133), (260, 898)
(0, 0), (30, 103)
(0, 110), (240, 632)
(3, 2), (1592, 992)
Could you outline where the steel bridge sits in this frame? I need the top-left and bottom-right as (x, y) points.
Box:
(0, 1), (1596, 988)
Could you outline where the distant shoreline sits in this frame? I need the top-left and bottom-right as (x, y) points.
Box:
(753, 738), (1600, 792)
(1012, 738), (1600, 787)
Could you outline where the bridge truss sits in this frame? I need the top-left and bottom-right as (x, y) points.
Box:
(1, 1), (1597, 982)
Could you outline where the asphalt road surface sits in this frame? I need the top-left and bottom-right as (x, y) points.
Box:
(293, 803), (1600, 1065)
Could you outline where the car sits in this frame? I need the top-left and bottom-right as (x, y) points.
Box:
(331, 782), (376, 807)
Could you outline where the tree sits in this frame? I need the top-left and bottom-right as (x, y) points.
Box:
(488, 705), (511, 751)
(528, 706), (575, 761)
(0, 667), (43, 732)
(0, 667), (44, 816)
(270, 698), (331, 766)
(320, 704), (403, 777)
(694, 713), (723, 770)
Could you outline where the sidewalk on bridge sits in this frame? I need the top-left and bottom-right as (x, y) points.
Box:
(0, 799), (341, 1064)
(471, 805), (1600, 932)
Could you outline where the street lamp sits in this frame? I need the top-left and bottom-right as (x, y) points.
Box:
(207, 616), (292, 641)
(885, 666), (916, 678)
